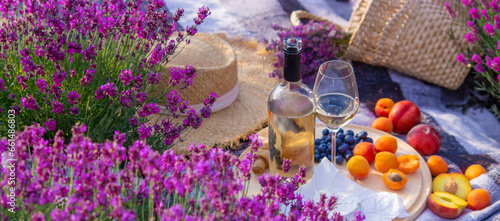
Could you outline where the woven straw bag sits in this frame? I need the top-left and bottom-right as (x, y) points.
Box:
(291, 0), (470, 90)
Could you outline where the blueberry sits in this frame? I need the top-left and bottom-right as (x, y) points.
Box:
(335, 155), (344, 165)
(335, 138), (342, 146)
(326, 154), (332, 161)
(354, 133), (360, 139)
(346, 130), (354, 136)
(318, 144), (327, 153)
(326, 146), (332, 155)
(320, 153), (327, 159)
(314, 149), (319, 155)
(326, 142), (332, 148)
(336, 133), (345, 141)
(320, 140), (327, 145)
(354, 137), (361, 144)
(337, 128), (344, 134)
(349, 144), (356, 151)
(345, 153), (353, 162)
(315, 138), (321, 145)
(314, 154), (320, 162)
(345, 135), (355, 144)
(363, 137), (374, 143)
(324, 135), (332, 141)
(338, 143), (349, 154)
(358, 131), (368, 139)
(322, 128), (330, 136)
(321, 136), (327, 141)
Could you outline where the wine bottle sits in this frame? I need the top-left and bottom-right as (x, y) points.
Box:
(267, 37), (315, 180)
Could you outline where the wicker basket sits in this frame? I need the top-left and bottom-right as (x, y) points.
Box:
(291, 0), (470, 90)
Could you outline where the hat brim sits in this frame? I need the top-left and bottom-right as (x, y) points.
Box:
(151, 34), (280, 155)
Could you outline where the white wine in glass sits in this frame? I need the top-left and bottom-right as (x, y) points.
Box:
(313, 60), (359, 164)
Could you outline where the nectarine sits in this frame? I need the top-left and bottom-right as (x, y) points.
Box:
(432, 173), (471, 200)
(388, 100), (421, 134)
(428, 191), (467, 219)
(406, 124), (441, 156)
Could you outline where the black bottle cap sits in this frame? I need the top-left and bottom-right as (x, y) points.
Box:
(283, 37), (302, 82)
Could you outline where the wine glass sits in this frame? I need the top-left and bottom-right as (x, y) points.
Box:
(313, 60), (359, 165)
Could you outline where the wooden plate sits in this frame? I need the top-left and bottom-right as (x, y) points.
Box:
(246, 124), (432, 221)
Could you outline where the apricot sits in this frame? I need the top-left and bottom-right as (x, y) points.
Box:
(347, 155), (370, 179)
(427, 155), (448, 177)
(383, 169), (407, 190)
(371, 117), (393, 134)
(397, 154), (420, 174)
(467, 189), (491, 210)
(375, 98), (395, 117)
(464, 164), (487, 180)
(374, 151), (398, 173)
(353, 142), (377, 163)
(374, 134), (398, 153)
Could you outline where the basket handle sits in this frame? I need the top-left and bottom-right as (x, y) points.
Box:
(290, 10), (348, 31)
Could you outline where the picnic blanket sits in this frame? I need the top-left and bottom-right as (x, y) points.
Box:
(165, 0), (500, 220)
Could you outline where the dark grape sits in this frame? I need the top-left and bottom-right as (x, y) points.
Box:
(337, 133), (345, 141)
(345, 135), (355, 144)
(363, 137), (373, 143)
(345, 153), (353, 162)
(322, 128), (330, 136)
(320, 153), (327, 158)
(335, 138), (342, 146)
(346, 130), (354, 136)
(358, 131), (368, 139)
(315, 138), (321, 145)
(338, 143), (349, 154)
(335, 155), (344, 165)
(318, 144), (327, 153)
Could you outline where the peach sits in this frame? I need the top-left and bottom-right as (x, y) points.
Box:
(406, 124), (441, 156)
(432, 173), (471, 200)
(353, 142), (376, 163)
(388, 100), (421, 134)
(428, 191), (468, 219)
(375, 98), (395, 117)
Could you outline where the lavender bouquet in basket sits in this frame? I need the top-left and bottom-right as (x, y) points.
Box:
(0, 0), (214, 151)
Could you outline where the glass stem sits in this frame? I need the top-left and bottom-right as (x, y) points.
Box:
(330, 129), (336, 164)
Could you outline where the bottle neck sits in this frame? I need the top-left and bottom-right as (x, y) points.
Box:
(283, 51), (301, 82)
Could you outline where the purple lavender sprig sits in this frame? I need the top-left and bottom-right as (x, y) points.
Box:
(447, 0), (500, 118)
(265, 21), (349, 83)
(0, 0), (214, 150)
(0, 123), (364, 220)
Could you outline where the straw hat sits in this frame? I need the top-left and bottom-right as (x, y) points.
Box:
(152, 33), (280, 155)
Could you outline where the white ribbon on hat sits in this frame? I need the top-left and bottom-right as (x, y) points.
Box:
(158, 82), (239, 115)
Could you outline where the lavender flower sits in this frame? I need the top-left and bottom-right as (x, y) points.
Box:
(137, 103), (160, 117)
(51, 100), (64, 114)
(491, 0), (499, 12)
(147, 71), (161, 85)
(53, 71), (67, 87)
(21, 95), (39, 110)
(445, 2), (456, 18)
(138, 123), (153, 140)
(67, 91), (80, 104)
(69, 106), (80, 115)
(45, 118), (57, 131)
(36, 79), (48, 93)
(120, 69), (134, 86)
(0, 78), (4, 91)
(472, 54), (483, 64)
(282, 158), (292, 173)
(469, 7), (480, 20)
(17, 75), (28, 89)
